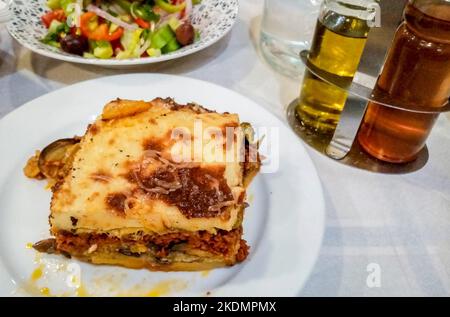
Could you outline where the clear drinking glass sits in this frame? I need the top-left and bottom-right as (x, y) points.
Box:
(260, 0), (321, 78)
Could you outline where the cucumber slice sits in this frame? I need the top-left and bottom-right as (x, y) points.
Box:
(161, 37), (180, 54)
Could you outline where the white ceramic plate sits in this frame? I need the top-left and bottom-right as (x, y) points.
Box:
(0, 74), (325, 297)
(7, 0), (238, 67)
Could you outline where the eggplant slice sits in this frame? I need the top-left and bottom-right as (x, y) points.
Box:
(32, 238), (57, 254)
(24, 138), (81, 183)
(38, 138), (81, 181)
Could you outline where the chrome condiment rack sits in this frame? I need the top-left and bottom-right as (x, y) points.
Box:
(287, 0), (450, 174)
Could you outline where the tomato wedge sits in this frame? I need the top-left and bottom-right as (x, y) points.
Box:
(80, 12), (124, 42)
(135, 18), (151, 29)
(41, 9), (66, 28)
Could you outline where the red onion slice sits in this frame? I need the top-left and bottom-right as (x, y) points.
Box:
(183, 0), (193, 22)
(86, 4), (138, 31)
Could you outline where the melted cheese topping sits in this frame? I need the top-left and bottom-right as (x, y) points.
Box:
(50, 99), (246, 235)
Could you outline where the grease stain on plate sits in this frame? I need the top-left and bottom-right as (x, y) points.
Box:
(39, 287), (51, 296)
(25, 249), (188, 296)
(30, 266), (43, 281)
(144, 280), (187, 297)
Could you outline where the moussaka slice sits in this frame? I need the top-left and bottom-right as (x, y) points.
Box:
(26, 98), (260, 271)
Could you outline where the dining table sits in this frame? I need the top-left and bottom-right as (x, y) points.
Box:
(1, 0), (449, 297)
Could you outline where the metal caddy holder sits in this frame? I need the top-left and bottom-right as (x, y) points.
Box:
(287, 0), (450, 174)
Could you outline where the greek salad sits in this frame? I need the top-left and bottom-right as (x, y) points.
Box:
(40, 0), (200, 59)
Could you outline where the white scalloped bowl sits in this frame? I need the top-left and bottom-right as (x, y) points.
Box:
(7, 0), (238, 67)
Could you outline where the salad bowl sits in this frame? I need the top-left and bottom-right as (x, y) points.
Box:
(7, 0), (238, 67)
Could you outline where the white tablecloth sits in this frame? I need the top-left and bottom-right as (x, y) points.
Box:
(1, 0), (449, 296)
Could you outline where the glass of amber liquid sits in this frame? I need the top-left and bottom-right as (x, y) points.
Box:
(296, 0), (376, 134)
(358, 0), (450, 163)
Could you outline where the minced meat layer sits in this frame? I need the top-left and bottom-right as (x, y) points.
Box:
(55, 228), (249, 262)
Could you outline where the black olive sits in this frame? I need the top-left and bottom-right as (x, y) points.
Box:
(175, 22), (195, 46)
(60, 34), (88, 56)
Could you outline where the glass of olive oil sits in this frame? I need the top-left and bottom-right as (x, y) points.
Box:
(296, 0), (376, 134)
